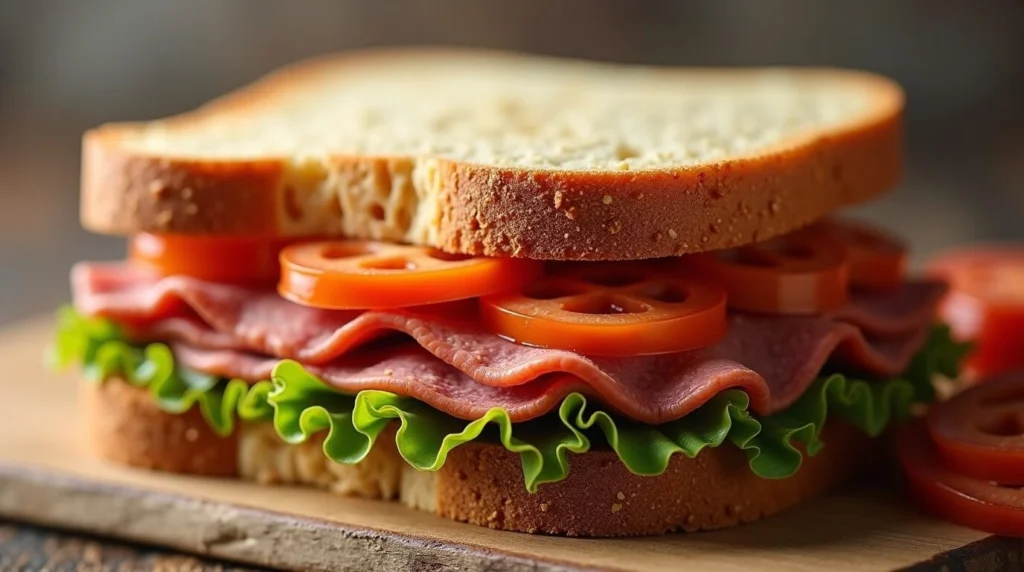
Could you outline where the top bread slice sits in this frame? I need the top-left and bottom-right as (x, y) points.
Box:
(81, 48), (904, 260)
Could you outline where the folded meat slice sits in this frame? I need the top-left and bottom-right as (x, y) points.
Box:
(71, 262), (945, 423)
(831, 280), (946, 337)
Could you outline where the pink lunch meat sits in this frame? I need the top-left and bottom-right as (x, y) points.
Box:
(71, 262), (946, 423)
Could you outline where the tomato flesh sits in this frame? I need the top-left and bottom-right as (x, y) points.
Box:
(480, 262), (727, 356)
(809, 218), (907, 292)
(927, 371), (1024, 484)
(678, 230), (849, 315)
(128, 233), (288, 285)
(279, 240), (543, 310)
(928, 247), (1024, 377)
(897, 420), (1024, 537)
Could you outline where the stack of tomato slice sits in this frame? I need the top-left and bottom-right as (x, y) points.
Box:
(127, 218), (907, 358)
(898, 372), (1024, 536)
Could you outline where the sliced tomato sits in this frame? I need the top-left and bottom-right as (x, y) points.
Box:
(128, 233), (288, 285)
(279, 240), (543, 310)
(809, 218), (907, 292)
(897, 420), (1024, 537)
(479, 262), (727, 356)
(928, 246), (1024, 377)
(927, 371), (1024, 483)
(677, 230), (849, 315)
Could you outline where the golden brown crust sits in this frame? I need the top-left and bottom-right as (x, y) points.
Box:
(433, 421), (875, 536)
(84, 377), (875, 536)
(80, 49), (904, 260)
(80, 378), (238, 477)
(81, 137), (285, 236)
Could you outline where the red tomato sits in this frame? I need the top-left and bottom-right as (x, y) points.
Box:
(927, 371), (1024, 483)
(479, 262), (727, 356)
(279, 240), (543, 310)
(928, 246), (1024, 377)
(128, 234), (289, 285)
(897, 420), (1024, 537)
(678, 229), (849, 315)
(809, 218), (907, 292)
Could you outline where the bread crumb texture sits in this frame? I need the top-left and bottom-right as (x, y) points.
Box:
(120, 54), (873, 170)
(238, 423), (406, 500)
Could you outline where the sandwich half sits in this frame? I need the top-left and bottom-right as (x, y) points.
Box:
(55, 49), (968, 537)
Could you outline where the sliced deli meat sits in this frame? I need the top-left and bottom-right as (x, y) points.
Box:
(831, 280), (947, 337)
(71, 262), (945, 423)
(168, 315), (930, 424)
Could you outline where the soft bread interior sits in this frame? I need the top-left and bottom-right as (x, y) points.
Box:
(115, 51), (883, 171)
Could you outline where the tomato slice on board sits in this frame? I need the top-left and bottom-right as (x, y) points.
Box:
(897, 420), (1024, 537)
(808, 218), (907, 292)
(928, 247), (1024, 377)
(279, 240), (543, 310)
(479, 262), (727, 356)
(926, 371), (1024, 484)
(128, 234), (289, 285)
(677, 230), (850, 315)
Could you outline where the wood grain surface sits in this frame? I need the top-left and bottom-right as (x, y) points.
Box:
(0, 522), (260, 571)
(0, 316), (1010, 572)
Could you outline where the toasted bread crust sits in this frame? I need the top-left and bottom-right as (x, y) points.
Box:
(81, 49), (904, 260)
(85, 377), (873, 536)
(433, 422), (872, 536)
(80, 378), (238, 476)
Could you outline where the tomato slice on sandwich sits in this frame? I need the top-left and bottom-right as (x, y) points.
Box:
(809, 218), (907, 292)
(129, 233), (289, 285)
(678, 230), (850, 315)
(279, 240), (543, 310)
(479, 262), (727, 356)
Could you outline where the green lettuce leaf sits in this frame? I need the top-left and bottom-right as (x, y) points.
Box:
(52, 307), (273, 436)
(52, 306), (966, 491)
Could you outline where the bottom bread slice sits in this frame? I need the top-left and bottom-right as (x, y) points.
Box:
(81, 377), (876, 537)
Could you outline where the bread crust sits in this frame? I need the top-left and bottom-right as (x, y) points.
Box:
(433, 422), (873, 536)
(84, 377), (874, 536)
(80, 378), (238, 476)
(81, 49), (904, 260)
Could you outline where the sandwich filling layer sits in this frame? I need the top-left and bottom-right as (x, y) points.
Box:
(72, 262), (945, 423)
(57, 261), (967, 492)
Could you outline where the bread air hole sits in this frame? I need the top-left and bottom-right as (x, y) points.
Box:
(396, 207), (412, 232)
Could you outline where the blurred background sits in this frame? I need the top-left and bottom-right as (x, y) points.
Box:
(0, 0), (1022, 324)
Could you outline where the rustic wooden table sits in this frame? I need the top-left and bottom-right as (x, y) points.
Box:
(0, 522), (260, 571)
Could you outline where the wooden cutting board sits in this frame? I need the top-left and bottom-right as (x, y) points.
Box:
(0, 316), (1012, 572)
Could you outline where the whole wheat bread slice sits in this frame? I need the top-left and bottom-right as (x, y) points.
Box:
(82, 48), (904, 260)
(83, 378), (875, 537)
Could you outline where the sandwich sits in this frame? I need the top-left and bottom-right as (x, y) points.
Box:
(53, 49), (969, 537)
